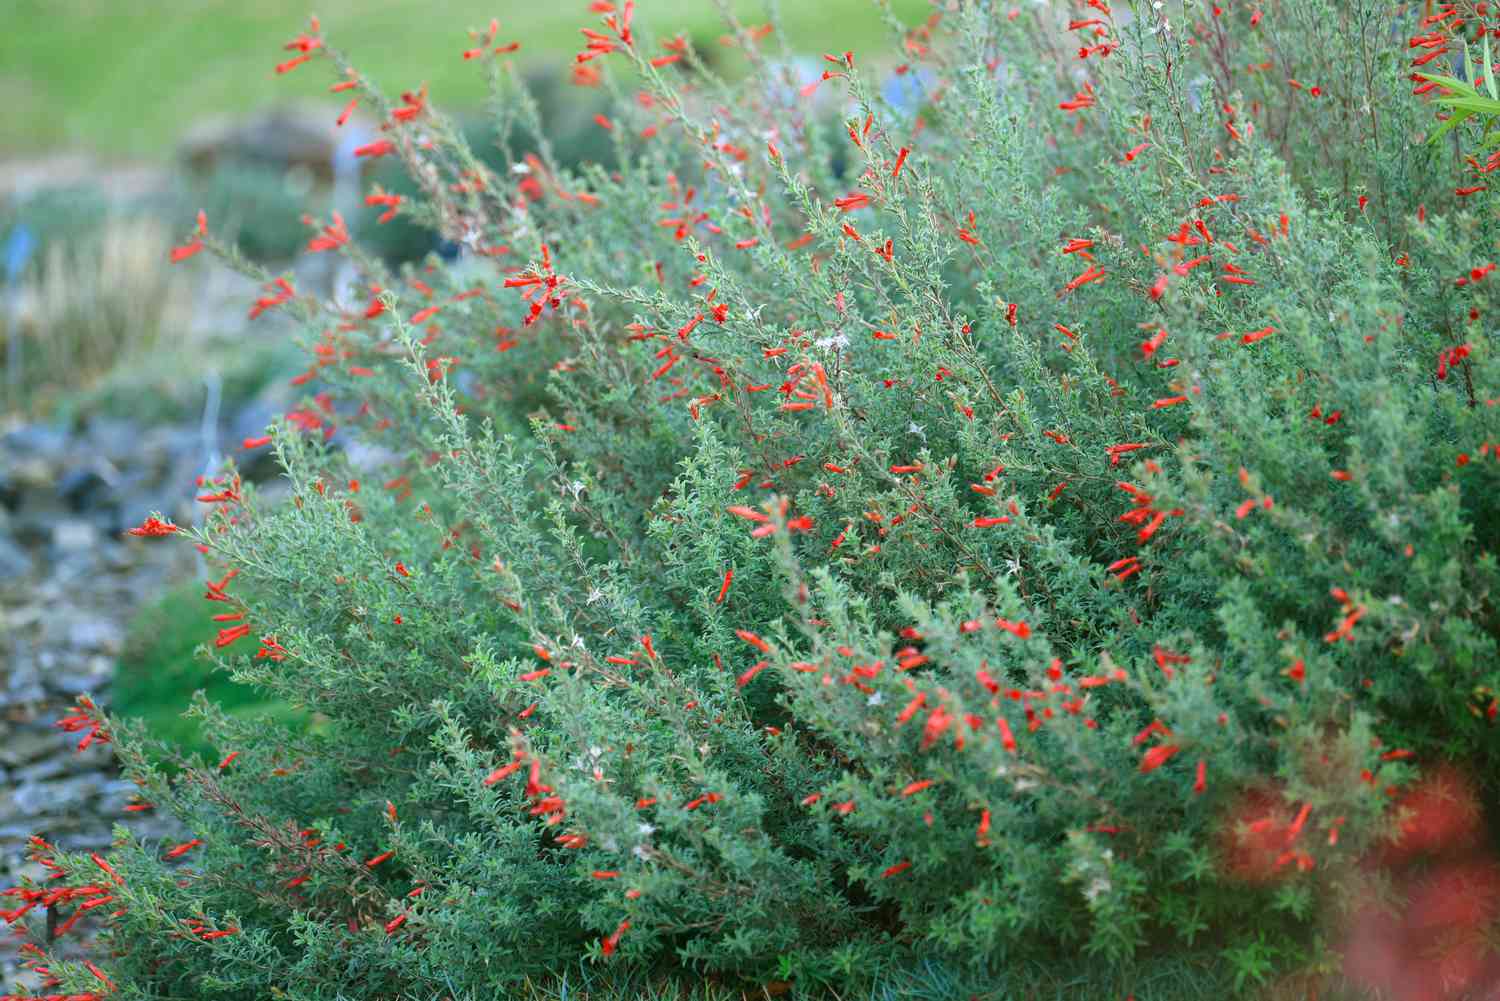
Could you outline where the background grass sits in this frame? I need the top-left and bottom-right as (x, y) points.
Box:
(112, 580), (308, 761)
(3, 0), (926, 159)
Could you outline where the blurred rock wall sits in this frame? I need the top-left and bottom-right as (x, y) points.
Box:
(0, 418), (201, 985)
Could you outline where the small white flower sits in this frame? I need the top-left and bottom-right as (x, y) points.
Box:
(866, 692), (884, 707)
(907, 422), (927, 441)
(586, 587), (606, 605)
(636, 822), (656, 837)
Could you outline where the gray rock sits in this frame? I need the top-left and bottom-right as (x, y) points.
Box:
(84, 419), (146, 466)
(55, 828), (117, 851)
(97, 780), (142, 816)
(49, 522), (99, 567)
(13, 756), (70, 784)
(99, 541), (139, 572)
(50, 519), (98, 554)
(66, 617), (124, 655)
(178, 105), (373, 182)
(8, 504), (59, 547)
(2, 655), (44, 707)
(0, 793), (20, 830)
(0, 465), (17, 510)
(0, 534), (32, 579)
(50, 655), (114, 696)
(0, 822), (35, 845)
(142, 424), (202, 463)
(7, 456), (59, 493)
(11, 774), (106, 816)
(2, 423), (70, 462)
(0, 728), (64, 768)
(57, 458), (121, 511)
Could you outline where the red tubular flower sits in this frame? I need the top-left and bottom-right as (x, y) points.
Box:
(170, 237), (203, 263)
(216, 624), (252, 648)
(601, 918), (630, 956)
(127, 515), (179, 537)
(735, 629), (770, 653)
(996, 715), (1017, 753)
(1140, 743), (1181, 773)
(354, 139), (396, 159)
(164, 839), (201, 860)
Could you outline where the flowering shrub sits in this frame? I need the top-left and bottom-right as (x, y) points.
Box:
(6, 1), (1500, 997)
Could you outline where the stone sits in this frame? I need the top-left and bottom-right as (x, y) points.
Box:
(55, 829), (117, 852)
(0, 822), (35, 845)
(8, 503), (59, 547)
(0, 728), (60, 767)
(0, 534), (32, 579)
(50, 655), (114, 696)
(10, 774), (105, 817)
(13, 756), (70, 784)
(178, 105), (373, 183)
(49, 519), (99, 556)
(99, 541), (138, 572)
(2, 655), (45, 707)
(97, 780), (142, 816)
(7, 456), (58, 493)
(84, 418), (145, 466)
(66, 617), (124, 655)
(1, 423), (70, 462)
(56, 458), (120, 511)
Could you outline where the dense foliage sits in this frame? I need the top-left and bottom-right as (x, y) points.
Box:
(7, 1), (1500, 997)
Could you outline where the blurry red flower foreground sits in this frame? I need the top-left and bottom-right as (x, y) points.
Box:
(1216, 767), (1500, 1000)
(1340, 767), (1500, 1001)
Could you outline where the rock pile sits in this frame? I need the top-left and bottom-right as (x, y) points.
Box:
(0, 416), (206, 987)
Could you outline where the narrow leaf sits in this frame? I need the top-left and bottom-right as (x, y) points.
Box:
(1428, 108), (1476, 145)
(1416, 72), (1480, 96)
(1486, 33), (1497, 100)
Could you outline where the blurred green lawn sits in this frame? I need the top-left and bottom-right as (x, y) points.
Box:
(3, 0), (926, 159)
(113, 580), (310, 761)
